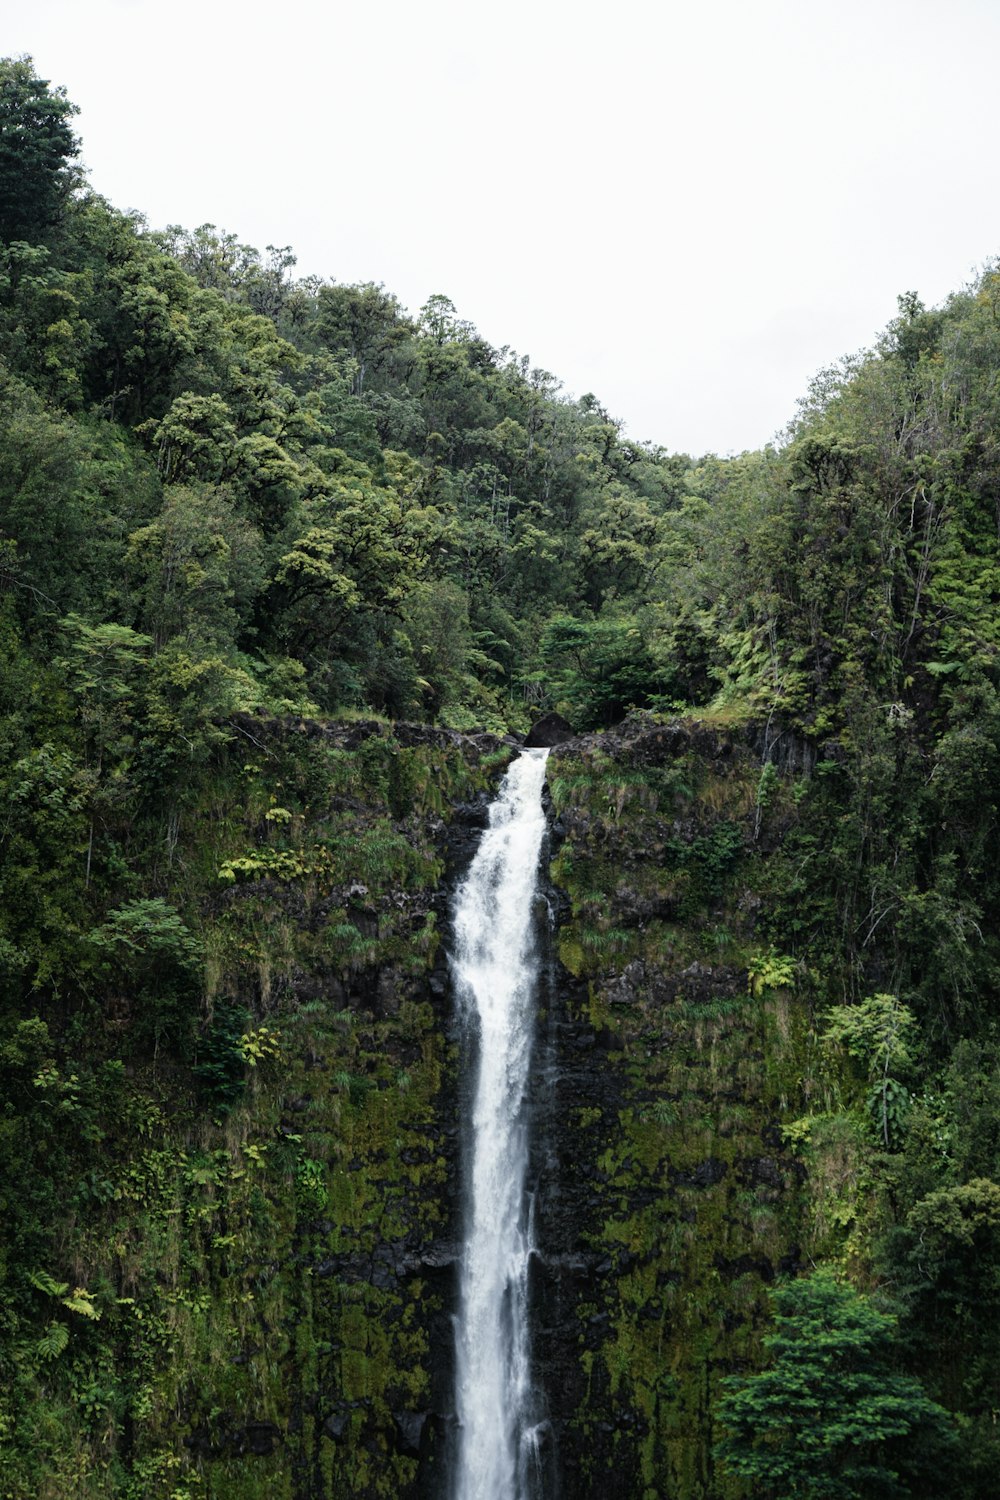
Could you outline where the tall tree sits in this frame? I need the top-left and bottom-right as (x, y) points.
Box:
(0, 57), (80, 243)
(715, 1273), (954, 1499)
(316, 281), (414, 396)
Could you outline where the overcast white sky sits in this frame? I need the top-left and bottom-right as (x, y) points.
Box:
(7, 0), (1000, 455)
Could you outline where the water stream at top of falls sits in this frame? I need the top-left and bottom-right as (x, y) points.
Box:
(451, 748), (550, 1500)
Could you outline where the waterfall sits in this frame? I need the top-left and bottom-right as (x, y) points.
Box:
(451, 748), (550, 1500)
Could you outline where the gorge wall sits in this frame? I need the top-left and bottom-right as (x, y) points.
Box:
(4, 712), (858, 1500)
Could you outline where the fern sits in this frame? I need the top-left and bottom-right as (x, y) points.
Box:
(28, 1268), (69, 1298)
(62, 1287), (100, 1319)
(36, 1321), (69, 1360)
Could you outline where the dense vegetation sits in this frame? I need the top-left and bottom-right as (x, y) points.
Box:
(5, 53), (1000, 1499)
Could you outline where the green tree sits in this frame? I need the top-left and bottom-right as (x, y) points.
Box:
(824, 993), (917, 1148)
(87, 897), (203, 1052)
(0, 57), (80, 244)
(0, 242), (93, 406)
(316, 281), (414, 396)
(154, 223), (298, 320)
(577, 488), (660, 607)
(715, 1272), (954, 1500)
(538, 610), (666, 727)
(126, 484), (263, 648)
(0, 370), (95, 614)
(266, 455), (444, 701)
(0, 742), (90, 993)
(57, 615), (151, 883)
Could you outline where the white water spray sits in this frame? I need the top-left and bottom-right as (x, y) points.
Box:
(451, 749), (550, 1500)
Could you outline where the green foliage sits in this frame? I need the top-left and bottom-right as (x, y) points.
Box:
(906, 1176), (1000, 1251)
(316, 280), (415, 397)
(8, 52), (1000, 1500)
(193, 1000), (249, 1108)
(88, 898), (203, 1050)
(715, 1272), (955, 1499)
(27, 1268), (70, 1297)
(36, 1320), (69, 1360)
(824, 995), (917, 1147)
(0, 57), (79, 242)
(239, 1023), (282, 1066)
(747, 948), (797, 997)
(294, 1155), (328, 1214)
(539, 611), (670, 727)
(126, 483), (263, 648)
(88, 897), (201, 970)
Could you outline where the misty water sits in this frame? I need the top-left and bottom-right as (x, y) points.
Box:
(450, 749), (550, 1500)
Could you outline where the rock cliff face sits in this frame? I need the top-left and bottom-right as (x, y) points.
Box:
(195, 712), (833, 1500)
(19, 712), (845, 1500)
(400, 711), (820, 1500)
(527, 716), (812, 1500)
(30, 718), (524, 1500)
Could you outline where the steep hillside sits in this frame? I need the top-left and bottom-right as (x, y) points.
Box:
(6, 54), (1000, 1500)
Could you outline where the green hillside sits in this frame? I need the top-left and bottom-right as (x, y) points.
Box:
(4, 55), (1000, 1500)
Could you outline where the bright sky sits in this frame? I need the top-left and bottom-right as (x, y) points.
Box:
(8, 0), (1000, 455)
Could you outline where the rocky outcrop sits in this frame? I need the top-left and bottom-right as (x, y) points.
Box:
(525, 710), (576, 748)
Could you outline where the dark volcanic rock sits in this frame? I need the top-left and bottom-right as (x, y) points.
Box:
(323, 1407), (350, 1441)
(670, 1156), (729, 1189)
(393, 1411), (427, 1458)
(185, 1416), (282, 1460)
(246, 1422), (280, 1457)
(714, 1251), (775, 1283)
(525, 711), (576, 748)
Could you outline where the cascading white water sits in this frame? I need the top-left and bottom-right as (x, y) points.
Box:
(451, 748), (550, 1500)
